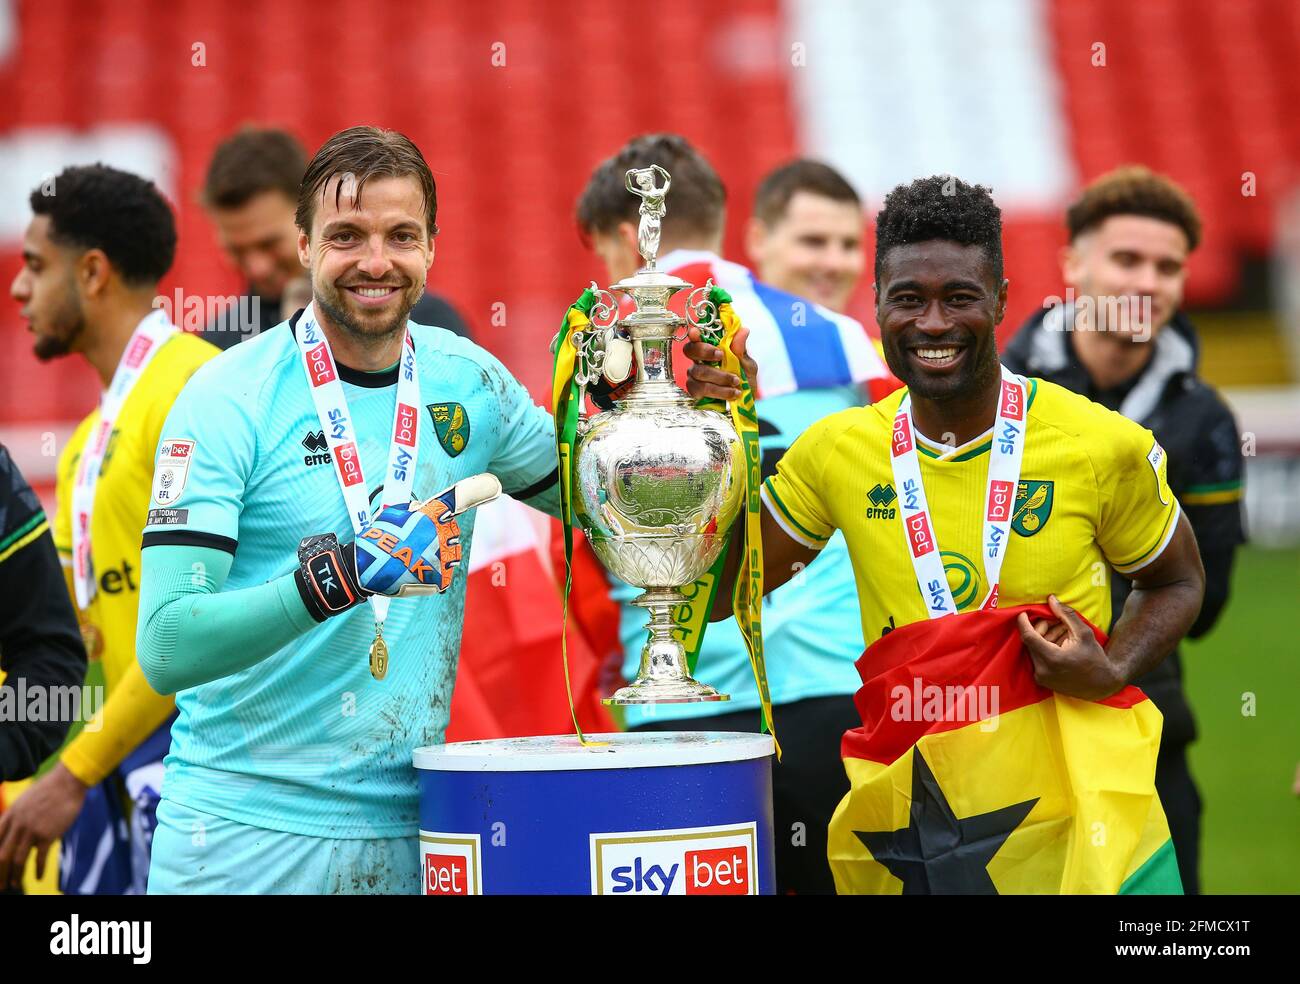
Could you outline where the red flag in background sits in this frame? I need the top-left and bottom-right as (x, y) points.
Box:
(447, 496), (617, 741)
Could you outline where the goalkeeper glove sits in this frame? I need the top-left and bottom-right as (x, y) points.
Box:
(294, 473), (501, 622)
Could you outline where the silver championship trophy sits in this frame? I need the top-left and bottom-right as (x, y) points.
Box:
(568, 165), (744, 704)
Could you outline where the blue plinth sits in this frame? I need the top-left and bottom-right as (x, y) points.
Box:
(412, 731), (776, 895)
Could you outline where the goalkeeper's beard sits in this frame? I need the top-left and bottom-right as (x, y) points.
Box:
(313, 277), (422, 347)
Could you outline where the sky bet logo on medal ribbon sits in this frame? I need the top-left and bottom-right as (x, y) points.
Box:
(123, 333), (153, 369)
(891, 414), (914, 456)
(987, 479), (1013, 523)
(906, 511), (935, 557)
(997, 420), (1021, 455)
(306, 341), (336, 386)
(327, 407), (349, 441)
(394, 403), (418, 446)
(999, 378), (1024, 420)
(986, 524), (1005, 560)
(334, 441), (364, 488)
(902, 477), (921, 512)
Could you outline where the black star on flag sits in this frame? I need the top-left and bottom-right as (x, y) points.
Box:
(855, 748), (1038, 894)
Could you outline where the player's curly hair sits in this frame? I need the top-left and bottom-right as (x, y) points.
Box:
(29, 164), (176, 286)
(874, 175), (1003, 282)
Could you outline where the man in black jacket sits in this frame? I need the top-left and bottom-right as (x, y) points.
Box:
(1002, 165), (1245, 894)
(0, 444), (87, 783)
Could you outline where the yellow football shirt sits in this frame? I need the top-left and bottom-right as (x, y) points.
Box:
(762, 378), (1180, 645)
(53, 330), (219, 785)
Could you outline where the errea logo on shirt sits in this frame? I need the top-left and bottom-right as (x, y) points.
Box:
(866, 483), (897, 520)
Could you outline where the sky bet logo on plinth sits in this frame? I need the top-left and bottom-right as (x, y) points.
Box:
(590, 822), (758, 895)
(420, 832), (482, 895)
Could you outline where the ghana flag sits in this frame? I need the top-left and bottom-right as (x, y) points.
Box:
(828, 605), (1182, 895)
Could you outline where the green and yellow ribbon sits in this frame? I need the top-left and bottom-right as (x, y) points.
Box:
(551, 288), (602, 745)
(680, 286), (778, 755)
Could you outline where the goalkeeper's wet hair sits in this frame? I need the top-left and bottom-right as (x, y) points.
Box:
(874, 175), (1003, 283)
(29, 164), (176, 287)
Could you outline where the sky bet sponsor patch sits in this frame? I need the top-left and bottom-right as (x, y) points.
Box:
(419, 832), (482, 895)
(1147, 440), (1172, 505)
(589, 822), (758, 895)
(151, 438), (194, 506)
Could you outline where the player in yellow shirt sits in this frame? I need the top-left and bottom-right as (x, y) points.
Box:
(686, 175), (1205, 893)
(1, 164), (218, 893)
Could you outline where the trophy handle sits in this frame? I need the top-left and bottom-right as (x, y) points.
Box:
(685, 280), (721, 343)
(573, 284), (623, 399)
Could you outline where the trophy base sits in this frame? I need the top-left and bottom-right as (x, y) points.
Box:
(603, 594), (731, 705)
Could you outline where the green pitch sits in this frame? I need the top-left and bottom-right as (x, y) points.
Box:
(1184, 545), (1300, 894)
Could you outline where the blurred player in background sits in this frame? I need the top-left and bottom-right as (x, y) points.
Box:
(196, 127), (472, 349)
(575, 134), (895, 893)
(1001, 166), (1245, 894)
(746, 159), (866, 315)
(1, 165), (217, 893)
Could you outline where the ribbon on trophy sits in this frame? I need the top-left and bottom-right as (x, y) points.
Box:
(681, 285), (779, 755)
(551, 286), (606, 746)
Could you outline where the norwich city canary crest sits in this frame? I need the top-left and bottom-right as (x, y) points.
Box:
(1011, 480), (1053, 537)
(428, 402), (470, 458)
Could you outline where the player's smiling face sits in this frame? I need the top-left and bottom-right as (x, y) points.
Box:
(10, 215), (87, 361)
(875, 240), (1006, 402)
(299, 173), (433, 341)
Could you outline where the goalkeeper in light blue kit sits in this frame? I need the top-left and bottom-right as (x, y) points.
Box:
(135, 126), (558, 894)
(138, 125), (753, 893)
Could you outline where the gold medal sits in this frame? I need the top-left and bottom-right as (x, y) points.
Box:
(369, 624), (389, 680)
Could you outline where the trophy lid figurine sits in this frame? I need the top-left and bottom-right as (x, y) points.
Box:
(567, 165), (745, 704)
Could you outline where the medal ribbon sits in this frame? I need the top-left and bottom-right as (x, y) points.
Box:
(889, 364), (1027, 618)
(294, 303), (420, 632)
(72, 310), (176, 608)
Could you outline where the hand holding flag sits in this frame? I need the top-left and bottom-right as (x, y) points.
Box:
(1016, 594), (1123, 701)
